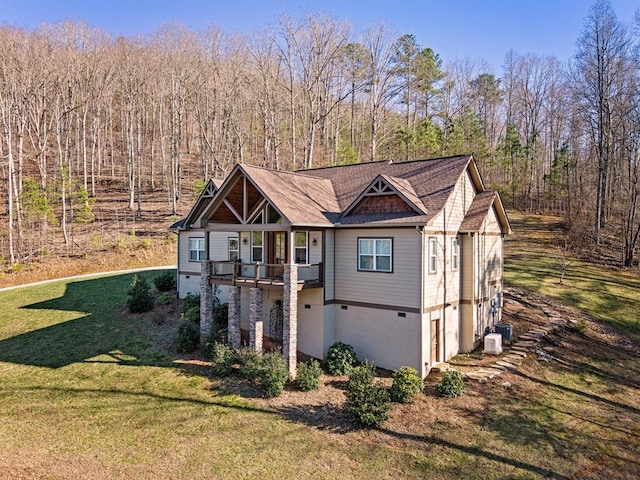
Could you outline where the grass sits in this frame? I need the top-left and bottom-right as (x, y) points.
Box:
(504, 211), (640, 341)
(0, 214), (639, 478)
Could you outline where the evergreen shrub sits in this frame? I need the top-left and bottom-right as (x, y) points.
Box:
(435, 369), (465, 398)
(326, 341), (358, 375)
(390, 366), (423, 403)
(127, 274), (154, 313)
(295, 359), (322, 391)
(345, 361), (390, 427)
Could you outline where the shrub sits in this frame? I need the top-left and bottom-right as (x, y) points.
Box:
(127, 274), (154, 313)
(182, 306), (200, 324)
(212, 302), (229, 328)
(210, 342), (235, 377)
(181, 293), (200, 313)
(158, 291), (174, 306)
(235, 347), (263, 380)
(154, 270), (176, 292)
(176, 320), (200, 353)
(256, 352), (289, 398)
(295, 359), (322, 391)
(390, 366), (423, 403)
(326, 341), (358, 376)
(345, 361), (390, 427)
(435, 369), (465, 398)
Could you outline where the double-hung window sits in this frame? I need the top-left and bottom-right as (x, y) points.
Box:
(188, 237), (205, 262)
(251, 231), (263, 262)
(358, 238), (392, 272)
(429, 237), (437, 273)
(295, 231), (308, 264)
(228, 237), (239, 261)
(452, 237), (459, 271)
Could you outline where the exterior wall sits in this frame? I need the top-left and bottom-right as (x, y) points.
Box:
(297, 289), (325, 359)
(334, 304), (423, 374)
(334, 227), (421, 309)
(459, 234), (476, 351)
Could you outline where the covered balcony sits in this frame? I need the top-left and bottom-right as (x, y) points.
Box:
(207, 260), (323, 290)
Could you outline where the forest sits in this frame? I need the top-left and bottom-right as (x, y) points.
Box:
(1, 0), (639, 270)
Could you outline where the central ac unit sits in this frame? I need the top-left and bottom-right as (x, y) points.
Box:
(483, 333), (503, 355)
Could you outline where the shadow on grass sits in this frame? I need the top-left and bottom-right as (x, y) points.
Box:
(0, 273), (171, 369)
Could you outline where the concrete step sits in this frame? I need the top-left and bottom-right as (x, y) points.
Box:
(495, 360), (517, 370)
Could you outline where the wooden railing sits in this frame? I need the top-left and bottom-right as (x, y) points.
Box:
(209, 261), (323, 288)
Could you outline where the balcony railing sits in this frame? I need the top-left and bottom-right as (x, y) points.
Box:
(209, 261), (323, 290)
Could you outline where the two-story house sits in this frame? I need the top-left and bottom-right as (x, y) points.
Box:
(171, 155), (511, 377)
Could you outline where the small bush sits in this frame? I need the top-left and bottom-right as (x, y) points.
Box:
(390, 366), (423, 403)
(346, 362), (390, 427)
(181, 293), (200, 313)
(256, 352), (289, 397)
(435, 369), (465, 398)
(176, 320), (200, 353)
(210, 342), (235, 377)
(127, 274), (154, 313)
(295, 359), (322, 391)
(326, 341), (358, 376)
(182, 305), (200, 324)
(572, 318), (588, 333)
(158, 291), (174, 306)
(235, 347), (263, 380)
(212, 302), (229, 328)
(154, 270), (176, 292)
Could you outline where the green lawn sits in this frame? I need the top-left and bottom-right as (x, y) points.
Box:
(504, 212), (640, 341)
(1, 220), (639, 479)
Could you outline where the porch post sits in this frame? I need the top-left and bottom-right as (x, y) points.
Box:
(228, 286), (241, 349)
(249, 287), (263, 353)
(200, 261), (213, 340)
(283, 264), (298, 379)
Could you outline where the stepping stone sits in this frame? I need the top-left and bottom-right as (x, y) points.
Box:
(479, 368), (503, 376)
(465, 372), (491, 381)
(495, 360), (517, 370)
(509, 350), (527, 358)
(491, 363), (507, 370)
(513, 340), (536, 347)
(503, 357), (522, 365)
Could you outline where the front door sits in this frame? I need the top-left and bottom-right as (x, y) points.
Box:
(431, 318), (440, 365)
(266, 231), (286, 278)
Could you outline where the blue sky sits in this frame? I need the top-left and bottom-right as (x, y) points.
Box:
(1, 1), (638, 71)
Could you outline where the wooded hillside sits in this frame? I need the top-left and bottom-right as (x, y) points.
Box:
(1, 0), (639, 270)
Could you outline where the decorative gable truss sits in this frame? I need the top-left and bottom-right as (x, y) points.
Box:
(342, 174), (427, 217)
(199, 170), (284, 227)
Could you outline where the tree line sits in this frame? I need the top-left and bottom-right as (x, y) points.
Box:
(1, 0), (639, 268)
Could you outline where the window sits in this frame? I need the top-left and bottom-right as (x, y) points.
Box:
(188, 237), (205, 262)
(452, 237), (459, 271)
(429, 237), (437, 273)
(295, 231), (308, 264)
(251, 231), (263, 262)
(228, 237), (239, 261)
(358, 238), (392, 272)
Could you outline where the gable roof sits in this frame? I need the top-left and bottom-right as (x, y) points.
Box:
(459, 190), (512, 235)
(169, 179), (222, 230)
(183, 154), (510, 233)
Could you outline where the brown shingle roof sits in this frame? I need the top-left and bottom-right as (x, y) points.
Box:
(459, 190), (499, 233)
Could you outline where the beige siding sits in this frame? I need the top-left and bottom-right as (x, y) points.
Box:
(209, 232), (238, 261)
(178, 231), (204, 274)
(334, 228), (421, 309)
(335, 305), (422, 373)
(308, 232), (322, 264)
(297, 289), (325, 359)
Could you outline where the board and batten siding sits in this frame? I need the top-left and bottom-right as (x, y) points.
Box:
(334, 227), (421, 310)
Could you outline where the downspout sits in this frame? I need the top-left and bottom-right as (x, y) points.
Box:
(418, 225), (425, 375)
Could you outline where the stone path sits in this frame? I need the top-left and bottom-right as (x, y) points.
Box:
(462, 300), (568, 382)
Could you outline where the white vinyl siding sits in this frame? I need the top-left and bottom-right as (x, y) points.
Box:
(358, 238), (392, 272)
(188, 237), (205, 261)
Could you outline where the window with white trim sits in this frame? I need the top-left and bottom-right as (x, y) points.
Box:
(358, 238), (392, 272)
(228, 237), (239, 261)
(251, 231), (263, 262)
(188, 237), (205, 262)
(429, 237), (437, 273)
(295, 231), (308, 264)
(452, 237), (459, 271)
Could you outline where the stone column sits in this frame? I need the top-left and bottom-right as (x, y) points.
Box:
(228, 286), (241, 349)
(249, 287), (263, 353)
(282, 264), (298, 379)
(200, 261), (213, 340)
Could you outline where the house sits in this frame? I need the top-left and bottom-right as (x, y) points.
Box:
(170, 155), (511, 378)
